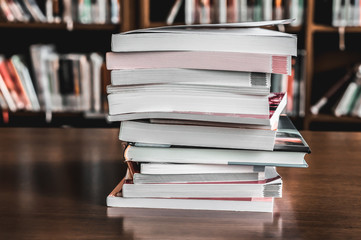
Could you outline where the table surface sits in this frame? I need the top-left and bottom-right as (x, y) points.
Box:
(0, 128), (360, 240)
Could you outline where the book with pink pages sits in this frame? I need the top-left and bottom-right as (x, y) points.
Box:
(106, 51), (291, 75)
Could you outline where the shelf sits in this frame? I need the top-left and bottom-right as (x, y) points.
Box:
(0, 111), (116, 128)
(311, 24), (361, 33)
(0, 22), (120, 31)
(308, 114), (361, 123)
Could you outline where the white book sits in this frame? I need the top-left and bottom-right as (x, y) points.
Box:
(214, 0), (227, 23)
(119, 120), (277, 151)
(107, 92), (286, 127)
(185, 0), (196, 25)
(90, 53), (103, 113)
(107, 83), (270, 97)
(107, 196), (275, 212)
(122, 178), (282, 198)
(123, 116), (310, 167)
(133, 166), (278, 184)
(334, 82), (359, 117)
(262, 0), (272, 21)
(124, 142), (306, 167)
(111, 26), (297, 56)
(110, 69), (271, 88)
(238, 0), (248, 22)
(140, 163), (264, 175)
(10, 55), (41, 111)
(109, 90), (269, 116)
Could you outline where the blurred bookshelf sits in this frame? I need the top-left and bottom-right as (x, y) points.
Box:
(305, 0), (361, 130)
(0, 0), (135, 128)
(137, 0), (361, 131)
(4, 0), (361, 131)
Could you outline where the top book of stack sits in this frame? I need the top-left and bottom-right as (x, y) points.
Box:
(111, 19), (297, 57)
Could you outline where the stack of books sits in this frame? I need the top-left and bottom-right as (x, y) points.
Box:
(106, 19), (310, 212)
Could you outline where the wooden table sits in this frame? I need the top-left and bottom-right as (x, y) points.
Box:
(0, 128), (360, 239)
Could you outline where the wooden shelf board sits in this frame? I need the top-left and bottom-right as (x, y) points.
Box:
(308, 114), (361, 123)
(8, 111), (107, 119)
(0, 22), (120, 31)
(312, 24), (361, 33)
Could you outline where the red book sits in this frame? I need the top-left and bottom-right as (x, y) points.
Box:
(0, 57), (24, 110)
(5, 60), (32, 110)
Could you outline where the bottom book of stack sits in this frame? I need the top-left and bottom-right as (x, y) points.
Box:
(107, 165), (280, 212)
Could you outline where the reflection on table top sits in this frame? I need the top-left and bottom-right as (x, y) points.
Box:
(0, 128), (360, 239)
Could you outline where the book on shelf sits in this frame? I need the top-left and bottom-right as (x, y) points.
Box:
(179, 0), (304, 26)
(11, 55), (41, 111)
(106, 19), (308, 212)
(0, 63), (17, 112)
(29, 44), (107, 117)
(0, 89), (9, 122)
(333, 77), (361, 117)
(315, 0), (361, 27)
(23, 0), (47, 22)
(0, 0), (121, 25)
(0, 55), (32, 111)
(0, 46), (108, 124)
(310, 63), (361, 118)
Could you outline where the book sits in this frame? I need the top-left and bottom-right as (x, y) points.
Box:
(23, 0), (46, 22)
(107, 195), (275, 212)
(10, 55), (40, 111)
(90, 52), (105, 113)
(107, 83), (270, 97)
(106, 51), (291, 75)
(0, 0), (16, 22)
(0, 67), (16, 112)
(0, 90), (9, 123)
(310, 66), (355, 115)
(139, 163), (265, 175)
(122, 177), (282, 198)
(108, 93), (287, 129)
(133, 166), (277, 184)
(111, 25), (297, 56)
(185, 0), (196, 25)
(0, 55), (25, 109)
(334, 81), (361, 117)
(119, 119), (278, 151)
(123, 116), (309, 167)
(166, 0), (183, 25)
(4, 58), (32, 110)
(110, 68), (271, 88)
